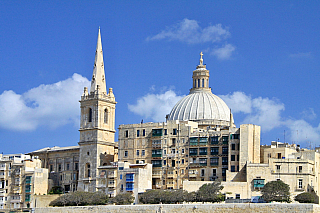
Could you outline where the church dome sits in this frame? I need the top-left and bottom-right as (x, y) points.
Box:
(168, 90), (231, 123)
(167, 53), (234, 127)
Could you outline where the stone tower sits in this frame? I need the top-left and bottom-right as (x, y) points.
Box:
(78, 29), (117, 192)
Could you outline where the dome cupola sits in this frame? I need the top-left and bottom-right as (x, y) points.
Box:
(167, 53), (234, 127)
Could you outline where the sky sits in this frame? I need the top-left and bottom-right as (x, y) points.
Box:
(1, 1), (320, 154)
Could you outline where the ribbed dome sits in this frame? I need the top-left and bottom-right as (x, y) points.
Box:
(168, 90), (231, 124)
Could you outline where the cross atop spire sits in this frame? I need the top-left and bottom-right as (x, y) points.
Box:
(90, 28), (107, 94)
(200, 52), (203, 65)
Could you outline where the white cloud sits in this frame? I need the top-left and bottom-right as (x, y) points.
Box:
(220, 91), (320, 143)
(147, 18), (230, 44)
(128, 90), (184, 122)
(0, 73), (90, 131)
(220, 91), (285, 131)
(211, 44), (236, 60)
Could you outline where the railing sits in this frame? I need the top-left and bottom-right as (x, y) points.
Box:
(152, 154), (162, 158)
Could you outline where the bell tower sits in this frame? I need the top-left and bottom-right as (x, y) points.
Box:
(78, 28), (117, 192)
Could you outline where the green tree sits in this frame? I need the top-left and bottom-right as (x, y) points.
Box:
(261, 180), (291, 203)
(49, 191), (108, 206)
(294, 192), (317, 203)
(111, 192), (134, 205)
(196, 181), (224, 202)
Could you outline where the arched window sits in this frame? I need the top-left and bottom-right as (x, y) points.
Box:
(194, 80), (196, 88)
(85, 163), (91, 178)
(202, 79), (204, 88)
(207, 79), (209, 88)
(104, 108), (108, 124)
(198, 79), (200, 88)
(88, 108), (92, 122)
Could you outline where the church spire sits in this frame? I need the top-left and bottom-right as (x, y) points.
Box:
(90, 28), (107, 94)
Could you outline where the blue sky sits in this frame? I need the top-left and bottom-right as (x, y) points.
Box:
(1, 1), (320, 154)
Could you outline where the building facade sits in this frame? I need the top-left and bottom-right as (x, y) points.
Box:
(0, 154), (48, 210)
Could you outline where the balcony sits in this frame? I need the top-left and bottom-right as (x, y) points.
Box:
(152, 153), (162, 158)
(10, 196), (22, 203)
(295, 187), (305, 192)
(199, 152), (207, 156)
(253, 179), (265, 189)
(0, 173), (5, 178)
(189, 171), (198, 177)
(152, 172), (162, 178)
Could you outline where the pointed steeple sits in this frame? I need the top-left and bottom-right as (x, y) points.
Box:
(90, 28), (107, 94)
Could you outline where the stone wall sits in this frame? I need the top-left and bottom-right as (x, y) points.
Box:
(34, 203), (320, 213)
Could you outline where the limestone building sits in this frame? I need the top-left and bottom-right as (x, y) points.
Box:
(29, 29), (118, 193)
(118, 54), (261, 190)
(0, 154), (48, 210)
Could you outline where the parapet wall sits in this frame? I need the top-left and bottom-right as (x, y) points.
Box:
(34, 203), (320, 213)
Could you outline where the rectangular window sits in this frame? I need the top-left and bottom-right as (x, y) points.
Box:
(299, 166), (302, 173)
(231, 155), (235, 161)
(151, 160), (162, 167)
(231, 144), (236, 150)
(136, 150), (139, 156)
(199, 158), (207, 166)
(231, 165), (235, 172)
(124, 151), (128, 157)
(201, 169), (205, 176)
(237, 155), (239, 161)
(58, 164), (61, 172)
(182, 159), (184, 164)
(182, 149), (185, 154)
(126, 173), (134, 182)
(152, 129), (163, 137)
(190, 137), (198, 146)
(143, 129), (145, 136)
(212, 169), (217, 176)
(66, 164), (69, 170)
(232, 134), (240, 139)
(126, 182), (134, 191)
(199, 148), (207, 155)
(142, 150), (145, 156)
(211, 136), (219, 144)
(210, 157), (219, 166)
(120, 174), (122, 179)
(125, 130), (129, 137)
(152, 149), (162, 157)
(222, 147), (228, 154)
(137, 130), (140, 137)
(164, 150), (166, 155)
(189, 148), (198, 156)
(222, 157), (228, 165)
(236, 194), (240, 199)
(75, 163), (78, 170)
(163, 160), (166, 165)
(276, 165), (281, 172)
(173, 129), (177, 135)
(199, 137), (208, 145)
(210, 147), (219, 155)
(164, 129), (167, 135)
(222, 136), (229, 144)
(298, 179), (303, 189)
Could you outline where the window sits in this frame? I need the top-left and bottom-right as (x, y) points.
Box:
(198, 79), (200, 88)
(124, 151), (128, 157)
(231, 155), (235, 161)
(298, 166), (302, 173)
(152, 129), (163, 137)
(237, 155), (239, 161)
(164, 129), (167, 135)
(75, 163), (78, 170)
(199, 158), (207, 166)
(163, 160), (166, 165)
(182, 159), (184, 164)
(173, 129), (177, 135)
(143, 129), (145, 136)
(136, 150), (139, 156)
(211, 147), (219, 155)
(86, 163), (90, 178)
(222, 136), (228, 144)
(222, 157), (228, 165)
(137, 130), (140, 137)
(58, 164), (61, 172)
(125, 130), (128, 137)
(199, 148), (207, 155)
(211, 136), (219, 144)
(104, 108), (108, 123)
(189, 148), (198, 156)
(222, 147), (228, 154)
(172, 138), (176, 145)
(49, 165), (53, 172)
(277, 153), (282, 159)
(276, 165), (281, 172)
(164, 150), (166, 155)
(201, 169), (205, 176)
(231, 144), (236, 150)
(142, 150), (145, 156)
(210, 157), (219, 166)
(212, 169), (217, 176)
(236, 194), (240, 199)
(120, 174), (122, 179)
(88, 108), (92, 122)
(298, 179), (303, 189)
(202, 79), (204, 87)
(66, 164), (70, 170)
(182, 149), (185, 154)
